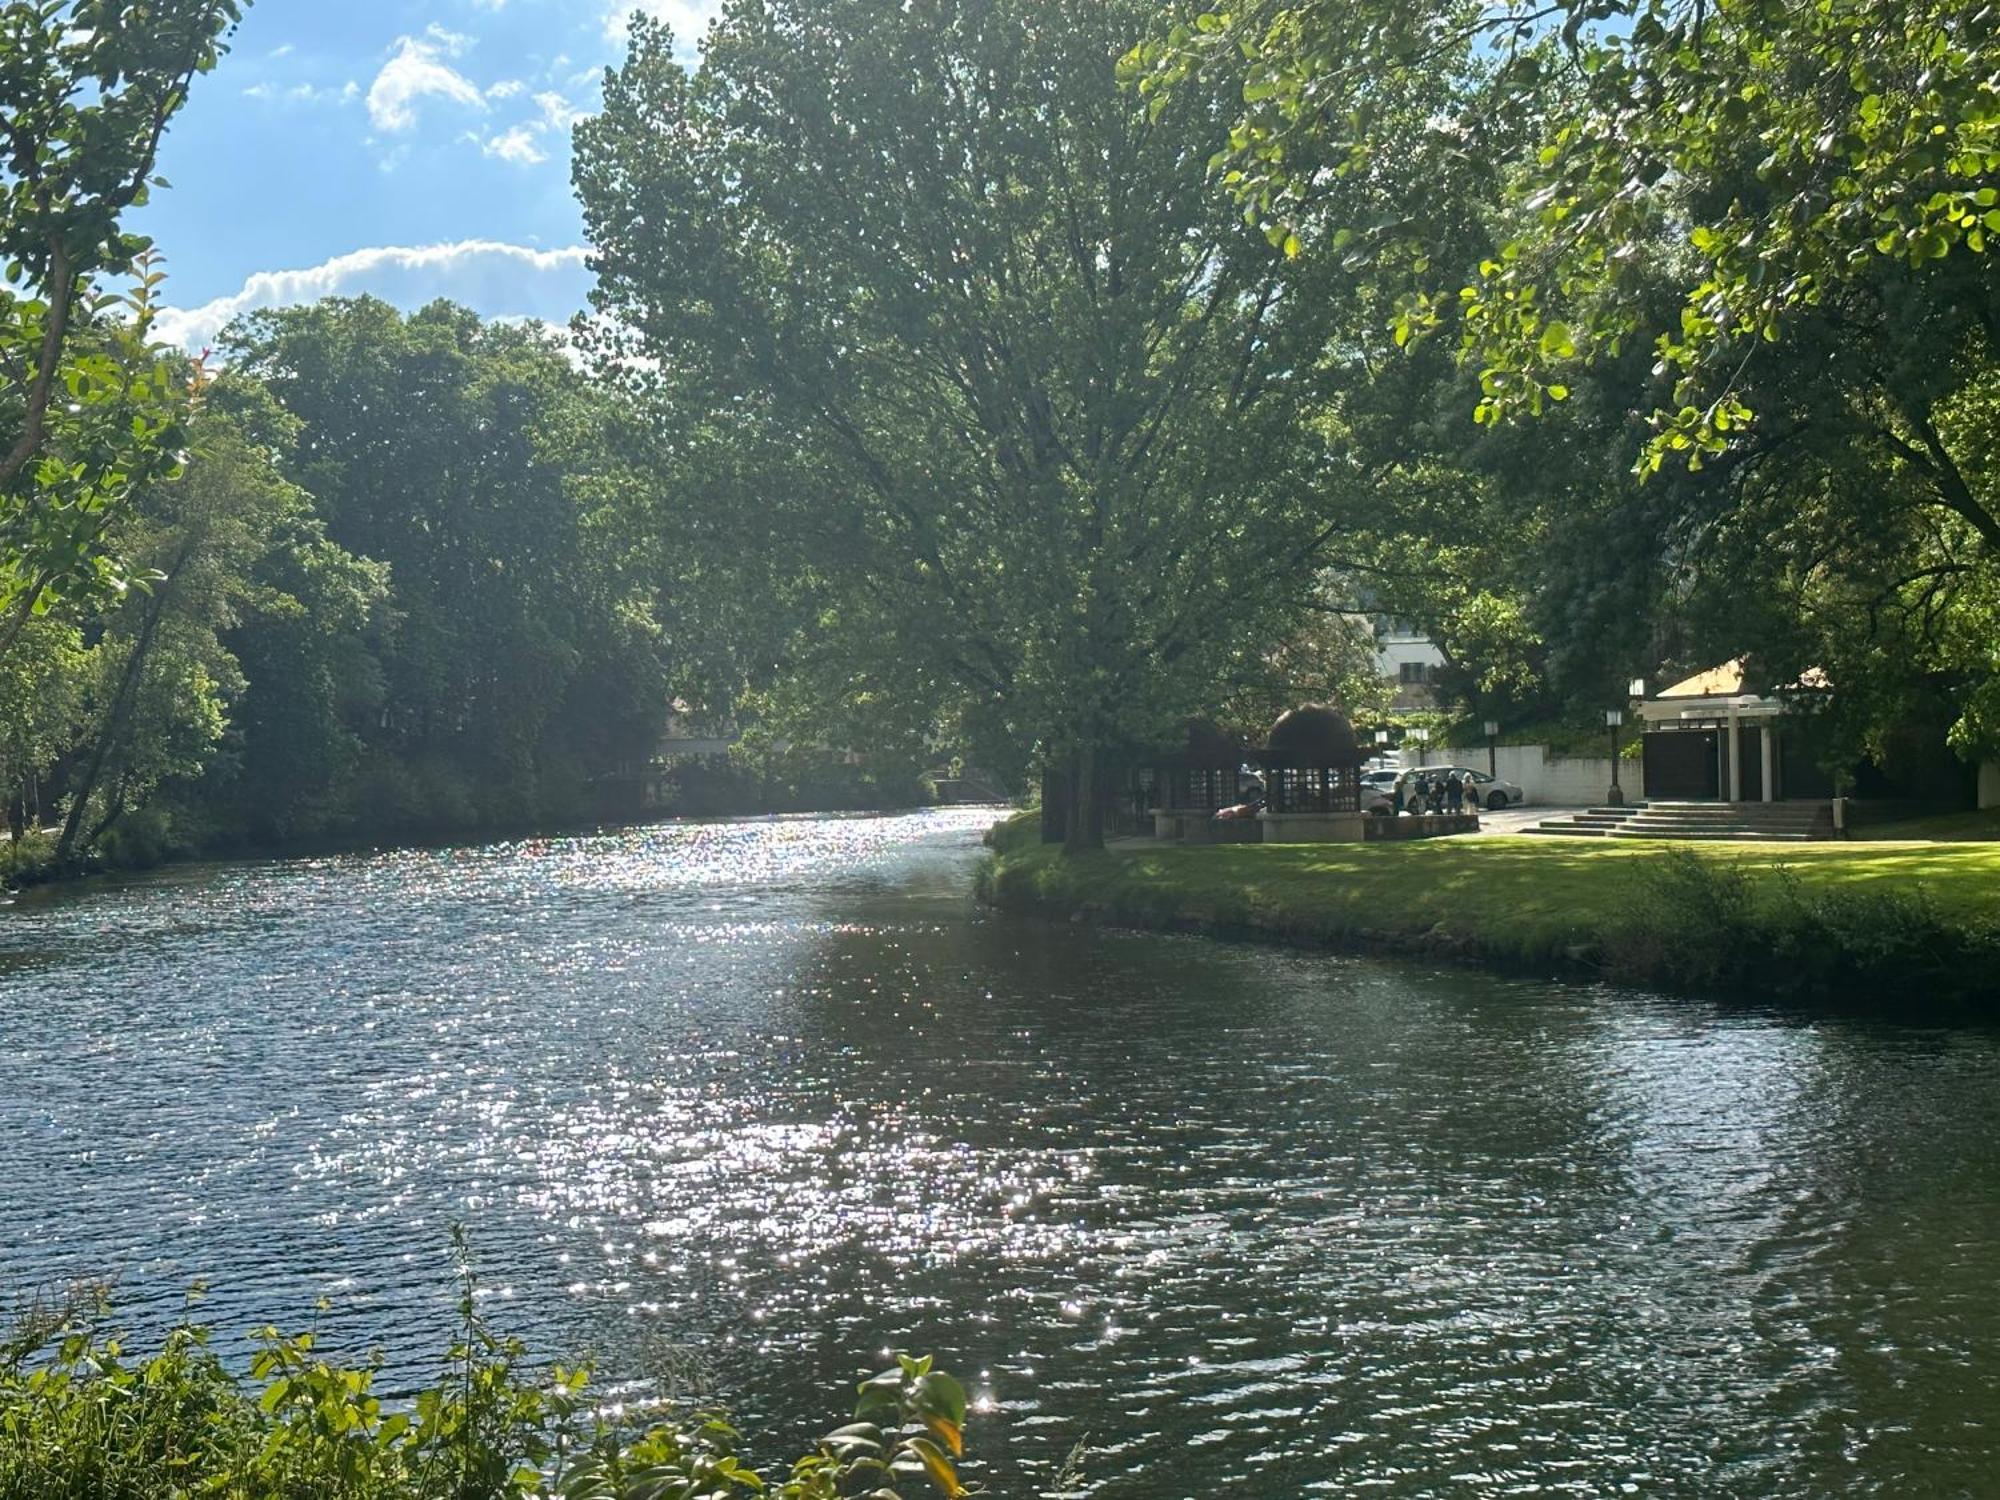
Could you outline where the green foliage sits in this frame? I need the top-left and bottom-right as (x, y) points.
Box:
(0, 1), (247, 641)
(575, 0), (1473, 845)
(1615, 846), (1996, 997)
(0, 1268), (975, 1500)
(220, 298), (671, 837)
(1140, 0), (2000, 761)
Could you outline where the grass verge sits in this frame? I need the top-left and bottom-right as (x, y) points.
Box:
(979, 814), (2000, 1006)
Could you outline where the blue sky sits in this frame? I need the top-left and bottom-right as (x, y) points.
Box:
(138, 0), (719, 351)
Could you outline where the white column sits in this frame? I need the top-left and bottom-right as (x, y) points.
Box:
(1760, 722), (1775, 802)
(1726, 710), (1741, 802)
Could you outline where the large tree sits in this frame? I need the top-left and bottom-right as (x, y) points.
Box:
(1141, 0), (2000, 759)
(574, 0), (1472, 847)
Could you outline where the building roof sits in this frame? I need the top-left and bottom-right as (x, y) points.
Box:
(1654, 658), (1830, 700)
(1658, 659), (1748, 698)
(1265, 704), (1364, 766)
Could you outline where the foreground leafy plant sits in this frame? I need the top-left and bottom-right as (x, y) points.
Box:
(0, 1255), (975, 1500)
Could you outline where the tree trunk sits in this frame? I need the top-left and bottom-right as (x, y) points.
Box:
(55, 590), (171, 866)
(1062, 744), (1105, 854)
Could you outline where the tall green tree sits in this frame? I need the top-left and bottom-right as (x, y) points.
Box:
(575, 1), (1470, 847)
(224, 298), (670, 832)
(52, 390), (299, 863)
(0, 0), (247, 653)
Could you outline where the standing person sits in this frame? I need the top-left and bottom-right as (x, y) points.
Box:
(1450, 771), (1466, 814)
(1392, 773), (1406, 817)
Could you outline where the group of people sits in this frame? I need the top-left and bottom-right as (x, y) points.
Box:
(1393, 769), (1478, 816)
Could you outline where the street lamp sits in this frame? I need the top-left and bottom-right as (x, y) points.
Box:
(1410, 726), (1430, 767)
(1483, 719), (1500, 778)
(1605, 706), (1626, 806)
(1628, 676), (1647, 700)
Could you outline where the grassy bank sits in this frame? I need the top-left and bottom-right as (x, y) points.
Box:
(979, 815), (2000, 1005)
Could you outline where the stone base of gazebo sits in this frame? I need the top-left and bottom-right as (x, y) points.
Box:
(1365, 812), (1478, 841)
(1155, 809), (1259, 843)
(1258, 810), (1371, 843)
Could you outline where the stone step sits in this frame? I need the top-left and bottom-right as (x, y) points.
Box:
(1609, 828), (1817, 842)
(1619, 812), (1826, 827)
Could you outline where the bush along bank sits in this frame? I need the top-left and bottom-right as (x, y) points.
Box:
(0, 1270), (975, 1500)
(977, 817), (2000, 1007)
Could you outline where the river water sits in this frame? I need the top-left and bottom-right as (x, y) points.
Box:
(2, 808), (1997, 1496)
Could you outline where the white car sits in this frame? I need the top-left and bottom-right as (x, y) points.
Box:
(1360, 768), (1400, 814)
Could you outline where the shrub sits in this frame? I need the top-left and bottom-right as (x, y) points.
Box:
(1610, 846), (2000, 1002)
(0, 1243), (974, 1500)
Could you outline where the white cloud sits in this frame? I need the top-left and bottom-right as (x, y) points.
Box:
(483, 125), (548, 166)
(603, 0), (723, 44)
(151, 241), (593, 352)
(534, 90), (583, 130)
(367, 33), (485, 131)
(244, 78), (361, 107)
(487, 78), (525, 100)
(424, 23), (474, 56)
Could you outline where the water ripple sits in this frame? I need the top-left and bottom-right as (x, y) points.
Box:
(2, 808), (1997, 1496)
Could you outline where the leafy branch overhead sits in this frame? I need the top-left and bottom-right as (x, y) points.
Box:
(0, 0), (245, 652)
(1130, 0), (1998, 471)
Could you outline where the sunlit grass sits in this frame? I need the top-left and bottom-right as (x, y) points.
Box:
(982, 814), (2000, 1000)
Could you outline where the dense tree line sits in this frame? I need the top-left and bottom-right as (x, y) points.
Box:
(7, 0), (1996, 872)
(2, 300), (686, 867)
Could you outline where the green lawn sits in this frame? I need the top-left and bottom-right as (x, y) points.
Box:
(981, 815), (2000, 1002)
(1851, 806), (2000, 843)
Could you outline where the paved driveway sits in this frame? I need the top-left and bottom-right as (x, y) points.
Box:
(1468, 804), (1588, 836)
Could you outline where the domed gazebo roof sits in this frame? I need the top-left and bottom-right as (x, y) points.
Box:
(1265, 704), (1364, 767)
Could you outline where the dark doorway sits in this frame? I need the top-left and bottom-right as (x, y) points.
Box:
(1779, 731), (1834, 799)
(1738, 726), (1764, 802)
(1643, 730), (1720, 800)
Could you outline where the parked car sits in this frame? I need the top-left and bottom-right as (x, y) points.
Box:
(1359, 768), (1399, 814)
(1423, 765), (1525, 809)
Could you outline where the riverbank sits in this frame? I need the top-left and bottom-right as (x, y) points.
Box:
(978, 815), (2000, 1006)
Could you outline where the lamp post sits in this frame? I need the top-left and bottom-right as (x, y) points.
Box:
(1411, 726), (1430, 767)
(1374, 728), (1390, 762)
(1483, 719), (1499, 778)
(1605, 707), (1626, 806)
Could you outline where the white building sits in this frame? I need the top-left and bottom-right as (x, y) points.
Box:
(1374, 618), (1445, 710)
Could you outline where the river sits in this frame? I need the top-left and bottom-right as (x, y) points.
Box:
(2, 808), (1997, 1496)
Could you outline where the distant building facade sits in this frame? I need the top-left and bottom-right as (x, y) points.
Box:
(1374, 618), (1444, 710)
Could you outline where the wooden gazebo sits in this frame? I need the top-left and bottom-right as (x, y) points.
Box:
(1150, 718), (1251, 840)
(1258, 704), (1368, 841)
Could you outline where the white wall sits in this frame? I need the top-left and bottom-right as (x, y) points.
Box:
(1426, 743), (1640, 807)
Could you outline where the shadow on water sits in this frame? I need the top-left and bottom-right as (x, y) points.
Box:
(3, 807), (1999, 1496)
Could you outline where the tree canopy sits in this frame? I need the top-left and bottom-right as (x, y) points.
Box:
(575, 0), (1477, 845)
